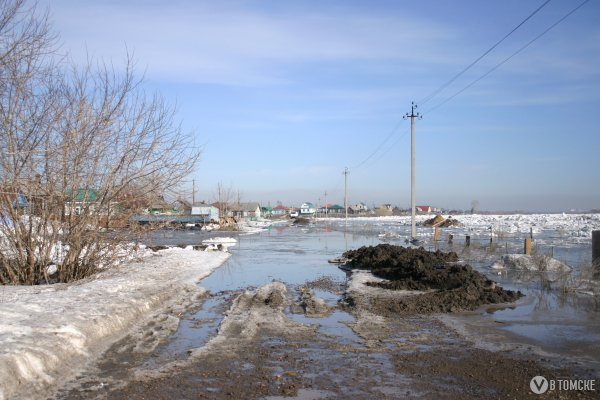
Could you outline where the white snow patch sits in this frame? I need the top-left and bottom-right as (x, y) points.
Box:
(491, 254), (572, 272)
(319, 213), (600, 240)
(0, 247), (229, 400)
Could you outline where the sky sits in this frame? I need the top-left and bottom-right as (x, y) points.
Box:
(41, 0), (600, 212)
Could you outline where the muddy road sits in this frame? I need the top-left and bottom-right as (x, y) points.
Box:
(54, 225), (600, 399)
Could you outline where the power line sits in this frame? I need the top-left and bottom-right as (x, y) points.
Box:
(362, 129), (409, 169)
(426, 0), (591, 114)
(418, 0), (552, 107)
(351, 1), (553, 173)
(352, 119), (404, 169)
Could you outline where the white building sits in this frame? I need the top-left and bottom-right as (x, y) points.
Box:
(300, 202), (316, 216)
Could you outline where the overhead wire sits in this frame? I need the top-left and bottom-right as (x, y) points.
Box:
(362, 122), (409, 169)
(349, 1), (552, 173)
(418, 0), (552, 107)
(344, 0), (588, 184)
(425, 0), (591, 115)
(351, 118), (404, 170)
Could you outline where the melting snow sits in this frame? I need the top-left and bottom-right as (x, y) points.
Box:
(0, 247), (229, 400)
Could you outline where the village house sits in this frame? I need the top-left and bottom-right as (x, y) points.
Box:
(374, 204), (393, 217)
(318, 204), (344, 215)
(228, 202), (262, 219)
(300, 202), (316, 216)
(146, 198), (178, 215)
(348, 202), (369, 215)
(191, 203), (220, 221)
(261, 206), (273, 216)
(416, 205), (433, 214)
(64, 189), (100, 216)
(272, 204), (289, 216)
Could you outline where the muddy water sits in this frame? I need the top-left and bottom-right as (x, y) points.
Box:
(162, 224), (382, 349)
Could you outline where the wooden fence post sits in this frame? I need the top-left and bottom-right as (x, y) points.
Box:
(524, 238), (532, 256)
(593, 230), (600, 278)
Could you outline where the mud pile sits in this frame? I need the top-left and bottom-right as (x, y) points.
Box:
(422, 214), (461, 227)
(292, 217), (310, 225)
(343, 244), (523, 314)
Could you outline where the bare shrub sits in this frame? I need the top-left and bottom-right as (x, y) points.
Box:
(0, 0), (200, 284)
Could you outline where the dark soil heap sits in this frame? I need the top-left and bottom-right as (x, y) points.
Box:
(342, 244), (523, 314)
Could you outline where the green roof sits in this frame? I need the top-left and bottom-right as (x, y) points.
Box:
(70, 189), (99, 202)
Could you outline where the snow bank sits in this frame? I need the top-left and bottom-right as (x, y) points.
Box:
(0, 247), (229, 400)
(491, 254), (572, 272)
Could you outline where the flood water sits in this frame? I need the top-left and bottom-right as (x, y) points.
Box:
(144, 220), (600, 364)
(141, 223), (383, 363)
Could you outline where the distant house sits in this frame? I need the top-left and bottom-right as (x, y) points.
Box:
(300, 202), (316, 216)
(64, 189), (100, 216)
(261, 206), (273, 216)
(349, 202), (369, 215)
(13, 191), (29, 210)
(229, 202), (261, 219)
(374, 204), (393, 217)
(147, 200), (178, 215)
(392, 206), (406, 216)
(175, 198), (192, 214)
(318, 204), (344, 215)
(272, 204), (288, 216)
(191, 203), (219, 221)
(416, 205), (433, 213)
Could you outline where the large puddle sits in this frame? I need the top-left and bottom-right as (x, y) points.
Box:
(144, 224), (382, 360)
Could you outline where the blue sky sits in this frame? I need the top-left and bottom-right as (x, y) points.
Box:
(44, 0), (600, 211)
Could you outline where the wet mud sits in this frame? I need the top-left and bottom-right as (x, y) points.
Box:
(62, 299), (598, 399)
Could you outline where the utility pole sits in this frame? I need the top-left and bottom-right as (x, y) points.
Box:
(192, 179), (196, 205)
(343, 167), (349, 220)
(324, 191), (328, 216)
(318, 197), (321, 218)
(404, 102), (422, 241)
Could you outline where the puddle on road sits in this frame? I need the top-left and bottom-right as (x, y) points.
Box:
(287, 309), (361, 345)
(141, 292), (234, 369)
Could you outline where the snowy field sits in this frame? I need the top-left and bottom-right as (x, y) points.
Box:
(0, 247), (229, 400)
(322, 213), (600, 240)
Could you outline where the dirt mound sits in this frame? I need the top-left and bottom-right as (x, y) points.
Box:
(292, 217), (310, 225)
(422, 214), (461, 227)
(342, 244), (522, 314)
(298, 288), (331, 317)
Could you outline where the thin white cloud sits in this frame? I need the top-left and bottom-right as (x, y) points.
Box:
(46, 1), (461, 86)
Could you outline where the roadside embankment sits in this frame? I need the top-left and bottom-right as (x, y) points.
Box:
(0, 247), (229, 400)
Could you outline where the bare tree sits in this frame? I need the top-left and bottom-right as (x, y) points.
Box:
(0, 0), (200, 284)
(213, 181), (234, 218)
